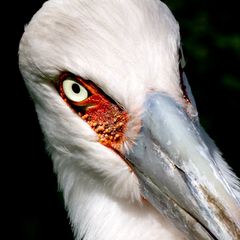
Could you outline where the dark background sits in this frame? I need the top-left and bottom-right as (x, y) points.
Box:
(9, 0), (240, 239)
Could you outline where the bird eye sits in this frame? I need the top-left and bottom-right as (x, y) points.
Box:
(179, 46), (186, 69)
(62, 79), (88, 102)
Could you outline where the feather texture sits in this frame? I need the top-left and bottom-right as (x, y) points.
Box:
(19, 0), (240, 239)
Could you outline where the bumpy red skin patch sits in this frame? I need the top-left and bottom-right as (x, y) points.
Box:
(58, 73), (128, 151)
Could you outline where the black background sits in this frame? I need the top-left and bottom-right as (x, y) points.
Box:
(8, 0), (240, 239)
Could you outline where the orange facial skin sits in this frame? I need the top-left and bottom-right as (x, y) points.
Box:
(58, 73), (129, 151)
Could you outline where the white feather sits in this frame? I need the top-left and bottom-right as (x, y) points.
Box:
(18, 0), (239, 239)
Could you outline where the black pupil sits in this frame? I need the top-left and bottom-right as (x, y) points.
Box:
(72, 83), (80, 94)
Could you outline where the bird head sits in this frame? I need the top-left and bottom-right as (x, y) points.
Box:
(19, 0), (240, 239)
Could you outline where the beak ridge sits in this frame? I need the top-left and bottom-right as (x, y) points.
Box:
(125, 93), (240, 240)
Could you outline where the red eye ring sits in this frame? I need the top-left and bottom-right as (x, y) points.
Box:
(57, 72), (129, 151)
(178, 48), (190, 104)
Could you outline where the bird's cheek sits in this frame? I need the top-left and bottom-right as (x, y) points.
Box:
(80, 98), (129, 151)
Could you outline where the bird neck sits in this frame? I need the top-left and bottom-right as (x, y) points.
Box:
(53, 156), (185, 240)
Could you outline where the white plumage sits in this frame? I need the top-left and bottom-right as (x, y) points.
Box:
(19, 1), (240, 240)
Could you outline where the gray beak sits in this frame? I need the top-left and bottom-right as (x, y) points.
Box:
(125, 93), (240, 240)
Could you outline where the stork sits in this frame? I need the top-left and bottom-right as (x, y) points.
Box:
(18, 0), (240, 239)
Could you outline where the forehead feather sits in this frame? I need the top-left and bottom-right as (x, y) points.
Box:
(19, 0), (181, 108)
